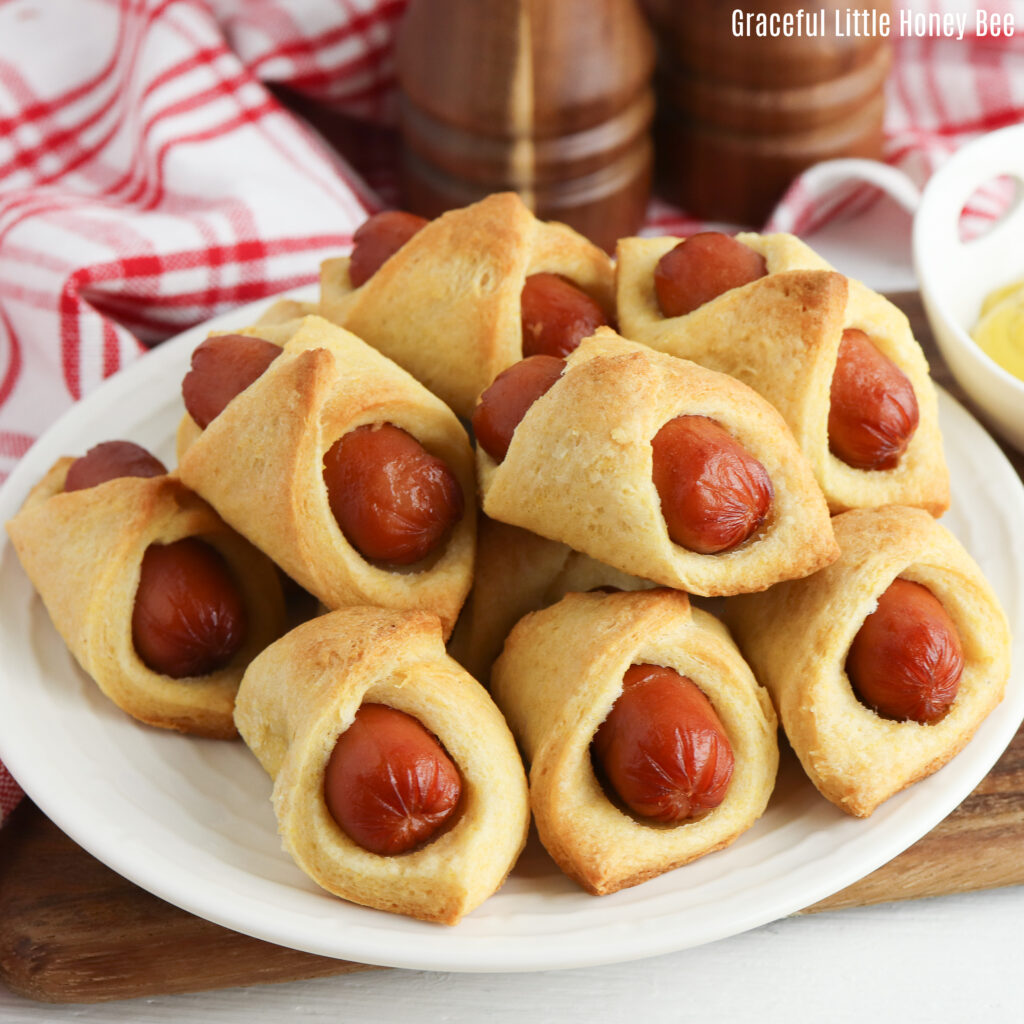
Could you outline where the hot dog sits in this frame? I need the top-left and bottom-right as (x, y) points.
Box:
(472, 355), (565, 463)
(323, 702), (462, 856)
(322, 423), (465, 565)
(652, 415), (773, 554)
(828, 328), (920, 471)
(653, 232), (768, 318)
(348, 211), (430, 288)
(592, 663), (734, 822)
(132, 537), (248, 678)
(64, 441), (167, 491)
(845, 577), (963, 724)
(520, 273), (608, 358)
(182, 334), (281, 429)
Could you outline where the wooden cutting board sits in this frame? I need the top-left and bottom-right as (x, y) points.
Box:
(2, 294), (1022, 1005)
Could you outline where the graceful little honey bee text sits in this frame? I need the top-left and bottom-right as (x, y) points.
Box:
(732, 7), (1015, 40)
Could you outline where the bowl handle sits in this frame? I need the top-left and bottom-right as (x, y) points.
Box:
(805, 158), (922, 214)
(767, 158), (921, 234)
(917, 127), (1024, 264)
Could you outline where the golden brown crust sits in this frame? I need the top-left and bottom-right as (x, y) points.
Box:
(724, 506), (1011, 817)
(615, 233), (950, 515)
(491, 589), (778, 894)
(5, 461), (287, 738)
(177, 315), (476, 637)
(478, 330), (838, 597)
(251, 297), (319, 327)
(446, 514), (655, 686)
(234, 607), (530, 924)
(319, 193), (615, 418)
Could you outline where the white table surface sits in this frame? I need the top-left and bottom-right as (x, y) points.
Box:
(4, 213), (1021, 1023)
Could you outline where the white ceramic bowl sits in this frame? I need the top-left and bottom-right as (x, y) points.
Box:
(913, 124), (1024, 453)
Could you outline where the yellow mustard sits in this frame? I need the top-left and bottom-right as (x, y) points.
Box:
(972, 278), (1024, 381)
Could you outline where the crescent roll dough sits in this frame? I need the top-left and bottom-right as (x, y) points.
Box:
(251, 297), (318, 326)
(5, 461), (287, 738)
(725, 506), (1011, 817)
(491, 588), (778, 895)
(447, 515), (655, 685)
(478, 330), (838, 596)
(319, 192), (615, 417)
(615, 233), (949, 515)
(177, 315), (476, 637)
(234, 607), (530, 925)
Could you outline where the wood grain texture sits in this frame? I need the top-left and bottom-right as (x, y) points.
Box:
(649, 1), (891, 223)
(396, 0), (655, 249)
(0, 802), (377, 1004)
(1, 293), (1021, 1003)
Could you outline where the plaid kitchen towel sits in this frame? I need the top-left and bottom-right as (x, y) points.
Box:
(1, 0), (1022, 826)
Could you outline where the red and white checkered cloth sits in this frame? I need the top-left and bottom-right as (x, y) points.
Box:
(1, 0), (1022, 828)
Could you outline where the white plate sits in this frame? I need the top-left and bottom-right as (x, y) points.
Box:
(1, 288), (1023, 973)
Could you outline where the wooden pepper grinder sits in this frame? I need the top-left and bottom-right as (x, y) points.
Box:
(647, 0), (893, 225)
(395, 0), (655, 252)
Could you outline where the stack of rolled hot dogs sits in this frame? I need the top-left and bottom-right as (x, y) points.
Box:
(7, 191), (1010, 921)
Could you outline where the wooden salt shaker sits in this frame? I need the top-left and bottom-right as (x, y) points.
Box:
(648, 0), (893, 224)
(395, 0), (655, 251)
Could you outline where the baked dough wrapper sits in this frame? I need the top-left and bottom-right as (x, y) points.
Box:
(234, 607), (530, 925)
(490, 589), (778, 895)
(615, 232), (949, 515)
(724, 506), (1011, 817)
(319, 192), (615, 418)
(447, 514), (655, 686)
(478, 330), (838, 597)
(251, 297), (318, 327)
(5, 463), (287, 738)
(177, 315), (476, 637)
